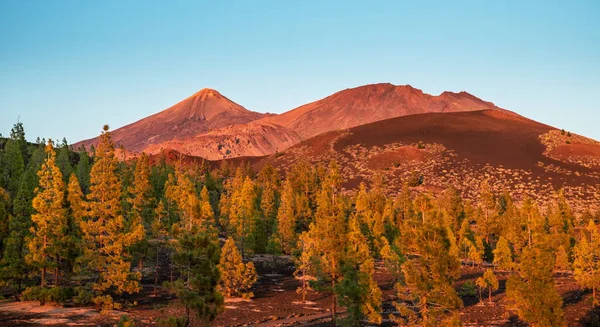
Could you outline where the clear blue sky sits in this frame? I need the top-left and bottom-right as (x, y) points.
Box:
(1, 1), (599, 142)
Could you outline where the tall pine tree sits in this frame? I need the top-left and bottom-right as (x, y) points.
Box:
(26, 140), (68, 288)
(79, 125), (143, 304)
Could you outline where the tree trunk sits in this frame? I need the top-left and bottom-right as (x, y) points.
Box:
(302, 278), (306, 304)
(41, 267), (46, 288)
(54, 266), (59, 286)
(421, 296), (428, 325)
(489, 287), (492, 302)
(154, 243), (160, 297)
(331, 279), (337, 327)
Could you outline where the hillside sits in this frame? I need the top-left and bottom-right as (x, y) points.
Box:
(264, 83), (503, 139)
(143, 83), (503, 159)
(248, 110), (600, 211)
(74, 88), (268, 152)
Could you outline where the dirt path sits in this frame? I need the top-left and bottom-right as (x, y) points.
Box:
(0, 300), (108, 326)
(251, 311), (333, 327)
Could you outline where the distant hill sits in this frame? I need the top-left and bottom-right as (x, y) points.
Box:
(74, 88), (268, 152)
(228, 110), (600, 212)
(136, 83), (503, 159)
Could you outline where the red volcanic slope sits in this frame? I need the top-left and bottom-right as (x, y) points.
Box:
(142, 83), (504, 159)
(257, 110), (600, 193)
(74, 88), (268, 152)
(264, 83), (504, 139)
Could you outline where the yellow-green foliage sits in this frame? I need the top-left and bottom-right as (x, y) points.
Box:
(27, 140), (67, 288)
(493, 236), (514, 271)
(476, 269), (499, 303)
(218, 238), (257, 299)
(80, 126), (142, 296)
(573, 220), (600, 308)
(506, 245), (564, 327)
(555, 245), (571, 272)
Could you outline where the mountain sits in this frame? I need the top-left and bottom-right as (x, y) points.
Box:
(144, 121), (301, 159)
(74, 88), (268, 152)
(264, 83), (503, 139)
(140, 83), (503, 159)
(241, 110), (600, 213)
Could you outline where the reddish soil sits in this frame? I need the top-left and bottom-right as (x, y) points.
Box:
(368, 146), (428, 170)
(2, 259), (598, 326)
(551, 143), (600, 159)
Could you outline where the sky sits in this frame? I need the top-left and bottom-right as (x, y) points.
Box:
(1, 1), (599, 142)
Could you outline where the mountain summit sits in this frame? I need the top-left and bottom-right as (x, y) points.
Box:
(264, 83), (503, 139)
(76, 83), (507, 159)
(75, 88), (267, 152)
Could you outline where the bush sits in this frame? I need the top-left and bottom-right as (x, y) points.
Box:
(417, 141), (426, 149)
(93, 294), (121, 312)
(73, 286), (93, 305)
(458, 280), (477, 297)
(115, 315), (135, 327)
(21, 286), (74, 304)
(406, 171), (424, 187)
(158, 316), (188, 327)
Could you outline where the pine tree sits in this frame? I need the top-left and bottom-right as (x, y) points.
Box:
(165, 170), (193, 230)
(67, 174), (85, 227)
(9, 121), (27, 159)
(2, 139), (25, 197)
(1, 171), (35, 293)
(75, 150), (91, 193)
(477, 180), (498, 244)
(308, 177), (348, 326)
(277, 179), (297, 254)
(227, 176), (258, 255)
(438, 186), (465, 232)
(475, 269), (499, 303)
(169, 229), (224, 326)
(0, 187), (10, 258)
(458, 219), (475, 261)
(493, 236), (514, 271)
(56, 145), (72, 183)
(555, 245), (571, 272)
(80, 125), (142, 303)
(126, 154), (152, 268)
(26, 139), (68, 288)
(199, 186), (216, 233)
(394, 213), (462, 326)
(573, 220), (600, 308)
(337, 217), (382, 325)
(218, 238), (257, 299)
(63, 174), (84, 281)
(258, 163), (280, 239)
(468, 243), (483, 268)
(294, 231), (317, 303)
(380, 237), (404, 282)
(506, 244), (564, 326)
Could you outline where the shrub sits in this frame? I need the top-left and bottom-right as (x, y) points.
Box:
(21, 286), (74, 304)
(458, 280), (477, 297)
(115, 315), (135, 327)
(74, 286), (93, 305)
(93, 294), (121, 312)
(158, 316), (188, 327)
(406, 171), (424, 187)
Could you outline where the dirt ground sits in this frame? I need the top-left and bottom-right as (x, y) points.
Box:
(1, 256), (599, 327)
